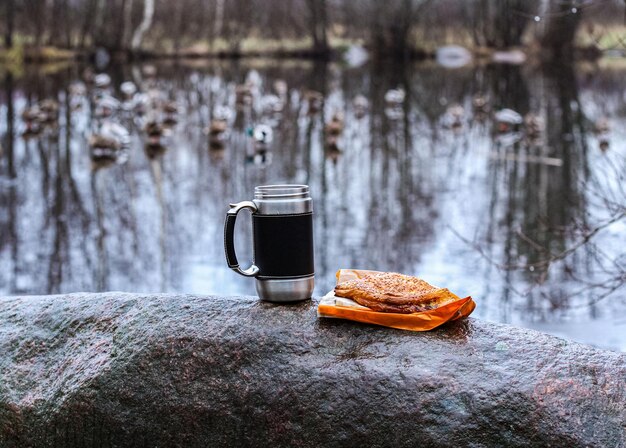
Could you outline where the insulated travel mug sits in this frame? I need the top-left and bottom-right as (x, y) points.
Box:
(224, 184), (314, 302)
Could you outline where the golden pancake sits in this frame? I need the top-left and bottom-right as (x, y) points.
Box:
(334, 272), (460, 313)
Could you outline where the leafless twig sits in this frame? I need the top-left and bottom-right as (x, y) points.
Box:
(448, 210), (625, 272)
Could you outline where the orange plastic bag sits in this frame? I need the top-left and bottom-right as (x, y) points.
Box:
(317, 269), (476, 331)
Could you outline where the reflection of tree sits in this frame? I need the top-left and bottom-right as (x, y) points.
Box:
(38, 81), (94, 293)
(304, 59), (328, 186)
(148, 158), (167, 292)
(90, 169), (109, 291)
(487, 64), (530, 114)
(63, 83), (92, 248)
(360, 60), (437, 273)
(473, 0), (536, 48)
(47, 132), (68, 293)
(366, 60), (390, 268)
(308, 59), (329, 277)
(505, 64), (585, 311)
(2, 73), (18, 293)
(458, 62), (625, 315)
(131, 0), (155, 51)
(306, 0), (329, 55)
(411, 65), (474, 126)
(397, 62), (422, 266)
(478, 64), (531, 313)
(538, 0), (583, 61)
(520, 63), (587, 265)
(369, 0), (431, 60)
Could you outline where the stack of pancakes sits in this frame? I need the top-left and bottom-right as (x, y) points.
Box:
(334, 272), (460, 314)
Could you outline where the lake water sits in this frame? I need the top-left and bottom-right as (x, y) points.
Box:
(0, 58), (624, 351)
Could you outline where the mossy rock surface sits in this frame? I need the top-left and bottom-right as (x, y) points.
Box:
(0, 293), (624, 447)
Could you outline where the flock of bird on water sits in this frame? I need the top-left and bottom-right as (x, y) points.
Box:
(17, 65), (612, 170)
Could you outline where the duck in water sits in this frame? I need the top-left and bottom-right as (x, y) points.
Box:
(120, 81), (137, 100)
(325, 140), (342, 164)
(494, 108), (523, 134)
(594, 117), (610, 134)
(325, 112), (345, 137)
(384, 88), (405, 121)
(94, 94), (121, 119)
(89, 121), (130, 165)
(38, 99), (59, 125)
(144, 119), (166, 148)
(21, 105), (43, 137)
(246, 124), (273, 165)
(471, 94), (489, 122)
(235, 84), (254, 108)
(120, 81), (138, 111)
(443, 104), (465, 130)
(384, 88), (405, 106)
(304, 90), (324, 115)
(594, 117), (610, 152)
(249, 124), (273, 152)
(352, 95), (369, 119)
(524, 113), (544, 142)
(273, 79), (288, 99)
(207, 106), (232, 150)
(162, 100), (179, 126)
(94, 73), (112, 90)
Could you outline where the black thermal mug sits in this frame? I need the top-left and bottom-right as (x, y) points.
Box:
(224, 184), (314, 302)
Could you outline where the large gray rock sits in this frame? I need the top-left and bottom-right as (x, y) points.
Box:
(0, 293), (624, 448)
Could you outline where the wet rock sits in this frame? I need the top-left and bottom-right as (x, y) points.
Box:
(0, 293), (624, 448)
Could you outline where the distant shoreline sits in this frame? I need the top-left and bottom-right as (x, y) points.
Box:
(2, 41), (625, 74)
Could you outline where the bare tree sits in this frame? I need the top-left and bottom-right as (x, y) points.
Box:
(473, 0), (536, 48)
(122, 0), (134, 50)
(5, 0), (622, 59)
(538, 0), (582, 60)
(62, 0), (72, 47)
(173, 1), (184, 53)
(131, 0), (155, 52)
(4, 0), (15, 48)
(214, 0), (225, 45)
(369, 0), (430, 59)
(92, 0), (106, 46)
(48, 0), (62, 46)
(307, 0), (329, 54)
(79, 0), (97, 48)
(23, 0), (46, 49)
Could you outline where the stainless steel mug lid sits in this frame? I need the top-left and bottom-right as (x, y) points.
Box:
(254, 184), (310, 200)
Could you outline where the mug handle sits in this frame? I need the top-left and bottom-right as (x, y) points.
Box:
(224, 201), (260, 277)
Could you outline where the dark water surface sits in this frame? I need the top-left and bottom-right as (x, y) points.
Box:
(1, 59), (624, 351)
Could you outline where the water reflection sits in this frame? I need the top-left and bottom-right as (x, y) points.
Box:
(0, 59), (624, 351)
